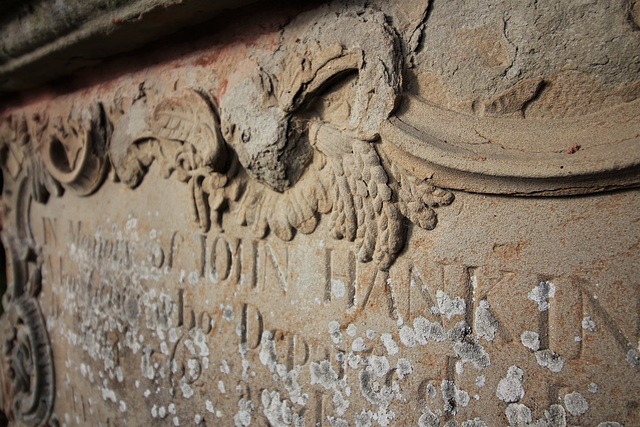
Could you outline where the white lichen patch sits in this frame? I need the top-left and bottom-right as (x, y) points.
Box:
(426, 383), (437, 399)
(474, 300), (499, 341)
(545, 404), (567, 427)
(418, 408), (439, 427)
(348, 352), (362, 369)
(535, 349), (564, 373)
(368, 355), (390, 377)
(222, 305), (235, 322)
(564, 391), (589, 416)
(100, 383), (117, 403)
(259, 331), (278, 372)
(310, 360), (339, 389)
(505, 403), (532, 426)
(328, 320), (343, 344)
(380, 333), (399, 356)
(328, 416), (349, 427)
(528, 281), (556, 311)
(347, 324), (357, 337)
(461, 418), (488, 427)
(396, 358), (412, 380)
(332, 279), (346, 299)
(435, 290), (467, 319)
(187, 359), (201, 380)
(282, 367), (307, 406)
(441, 380), (470, 413)
(158, 406), (167, 419)
(233, 398), (253, 427)
(582, 316), (596, 331)
(359, 369), (394, 406)
(374, 405), (396, 426)
(261, 390), (301, 427)
(189, 328), (210, 357)
(180, 377), (194, 398)
(188, 270), (199, 286)
(413, 317), (447, 345)
(453, 338), (491, 370)
(588, 382), (598, 393)
(496, 366), (525, 403)
(333, 390), (350, 416)
(125, 217), (138, 231)
(627, 347), (640, 367)
(352, 337), (367, 352)
(520, 331), (540, 351)
(399, 325), (417, 347)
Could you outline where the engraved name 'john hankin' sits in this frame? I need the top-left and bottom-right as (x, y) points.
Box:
(1, 4), (638, 427)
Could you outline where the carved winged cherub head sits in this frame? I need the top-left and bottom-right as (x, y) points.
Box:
(219, 7), (402, 192)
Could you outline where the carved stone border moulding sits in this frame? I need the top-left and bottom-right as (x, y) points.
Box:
(0, 2), (638, 426)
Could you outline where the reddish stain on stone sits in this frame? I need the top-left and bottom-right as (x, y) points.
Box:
(217, 79), (228, 103)
(566, 144), (581, 154)
(193, 54), (218, 68)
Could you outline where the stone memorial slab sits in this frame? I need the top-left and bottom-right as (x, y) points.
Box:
(0, 1), (639, 426)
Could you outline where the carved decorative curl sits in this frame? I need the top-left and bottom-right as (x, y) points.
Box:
(111, 90), (230, 232)
(41, 103), (111, 196)
(1, 103), (111, 202)
(0, 243), (54, 426)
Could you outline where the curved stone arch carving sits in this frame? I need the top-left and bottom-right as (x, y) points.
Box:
(382, 98), (640, 196)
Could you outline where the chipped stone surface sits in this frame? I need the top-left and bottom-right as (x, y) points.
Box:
(0, 1), (639, 426)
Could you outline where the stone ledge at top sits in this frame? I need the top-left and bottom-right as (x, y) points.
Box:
(0, 0), (262, 91)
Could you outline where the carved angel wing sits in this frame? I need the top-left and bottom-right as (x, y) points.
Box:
(309, 121), (454, 270)
(310, 122), (402, 269)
